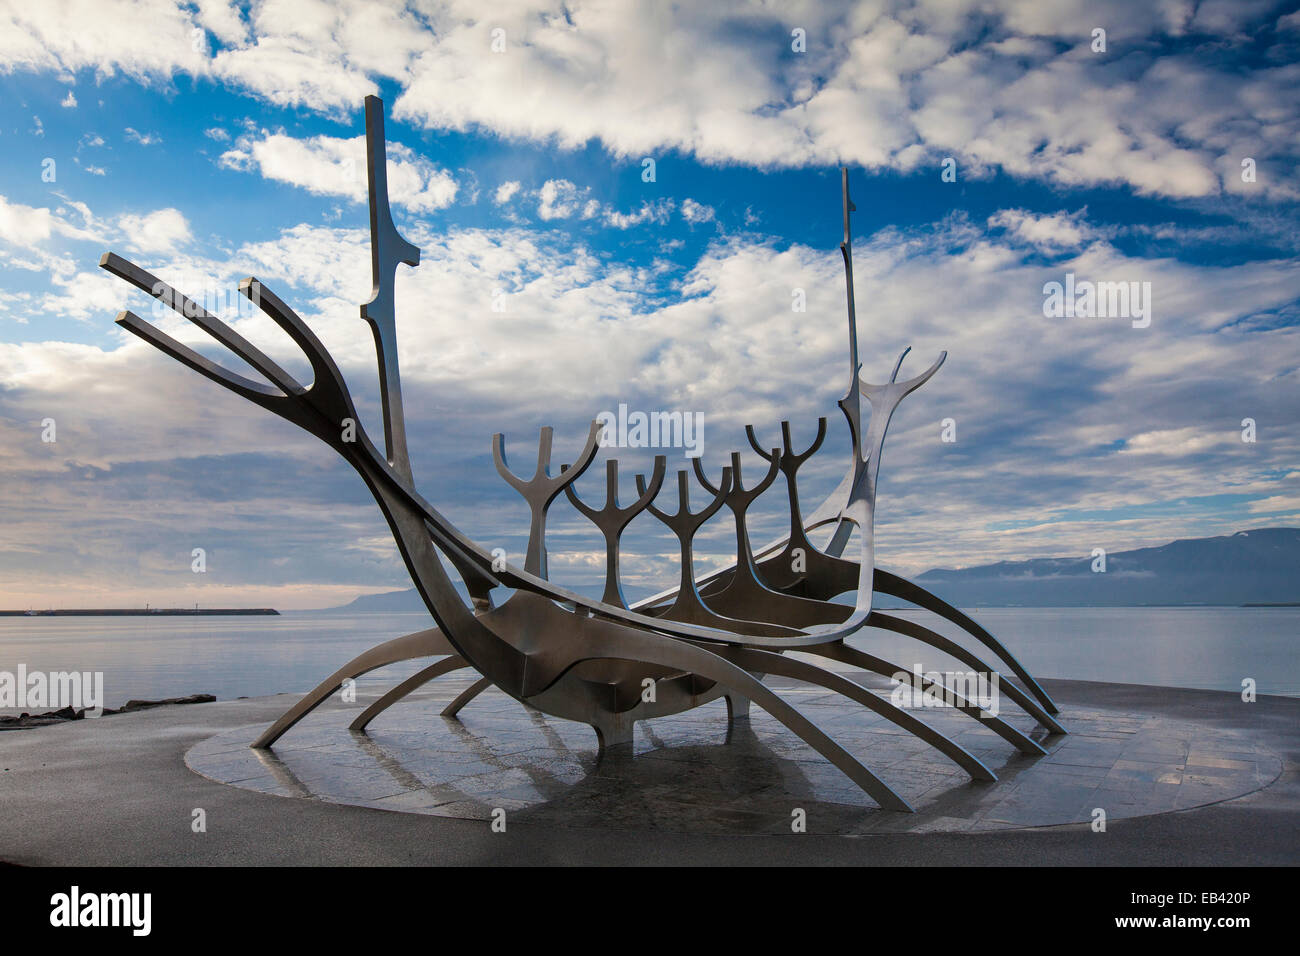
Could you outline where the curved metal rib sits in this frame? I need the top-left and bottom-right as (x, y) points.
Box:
(242, 279), (353, 417)
(101, 252), (302, 397)
(349, 654), (471, 732)
(705, 644), (997, 781)
(814, 348), (949, 636)
(867, 610), (1066, 735)
(746, 417), (827, 468)
(873, 569), (1060, 716)
(251, 627), (454, 749)
(807, 643), (1047, 755)
(442, 676), (494, 718)
(113, 310), (288, 411)
(561, 625), (913, 811)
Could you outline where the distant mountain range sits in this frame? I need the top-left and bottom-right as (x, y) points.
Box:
(324, 528), (1299, 611)
(915, 527), (1299, 607)
(328, 588), (437, 613)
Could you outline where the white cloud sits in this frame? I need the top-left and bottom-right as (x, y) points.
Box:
(532, 182), (674, 228)
(40, 269), (129, 322)
(493, 180), (521, 205)
(194, 0), (249, 45)
(536, 179), (587, 220)
(1119, 428), (1232, 457)
(681, 198), (715, 225)
(0, 194), (106, 250)
(124, 127), (161, 146)
(210, 36), (377, 115)
(219, 130), (458, 212)
(603, 199), (673, 229)
(0, 288), (34, 324)
(387, 1), (1300, 199)
(0, 195), (55, 246)
(118, 207), (192, 254)
(59, 89), (76, 108)
(1249, 494), (1300, 514)
(3, 1), (1294, 198)
(988, 209), (1097, 252)
(0, 0), (206, 80)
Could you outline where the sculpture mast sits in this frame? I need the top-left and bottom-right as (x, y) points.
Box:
(821, 169), (866, 557)
(360, 95), (421, 484)
(840, 168), (859, 383)
(836, 168), (865, 464)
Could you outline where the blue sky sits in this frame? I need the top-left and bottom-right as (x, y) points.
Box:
(0, 0), (1298, 609)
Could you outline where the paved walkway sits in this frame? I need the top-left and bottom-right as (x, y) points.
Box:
(1, 679), (1296, 864)
(188, 674), (1280, 834)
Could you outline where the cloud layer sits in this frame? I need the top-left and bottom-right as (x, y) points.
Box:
(0, 0), (1297, 608)
(3, 1), (1298, 197)
(0, 198), (1296, 606)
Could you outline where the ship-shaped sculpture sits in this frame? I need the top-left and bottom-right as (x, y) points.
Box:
(100, 97), (1064, 811)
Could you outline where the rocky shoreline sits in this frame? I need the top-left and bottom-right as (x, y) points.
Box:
(0, 694), (215, 730)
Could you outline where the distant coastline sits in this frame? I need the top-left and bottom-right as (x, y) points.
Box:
(319, 528), (1298, 612)
(0, 608), (280, 617)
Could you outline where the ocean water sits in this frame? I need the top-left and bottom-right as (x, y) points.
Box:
(0, 612), (438, 713)
(0, 606), (1295, 713)
(833, 606), (1300, 697)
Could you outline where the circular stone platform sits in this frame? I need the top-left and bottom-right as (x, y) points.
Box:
(186, 673), (1282, 835)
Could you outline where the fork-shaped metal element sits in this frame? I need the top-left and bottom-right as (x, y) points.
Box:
(835, 348), (947, 614)
(744, 419), (858, 599)
(103, 255), (360, 451)
(99, 254), (502, 604)
(493, 424), (602, 579)
(694, 450), (780, 573)
(635, 468), (798, 637)
(562, 457), (667, 608)
(694, 451), (852, 628)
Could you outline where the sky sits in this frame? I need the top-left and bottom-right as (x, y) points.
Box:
(0, 0), (1297, 610)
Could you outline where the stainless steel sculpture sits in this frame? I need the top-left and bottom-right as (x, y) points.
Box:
(101, 97), (1063, 812)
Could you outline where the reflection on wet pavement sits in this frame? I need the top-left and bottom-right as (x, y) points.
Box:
(187, 673), (1280, 835)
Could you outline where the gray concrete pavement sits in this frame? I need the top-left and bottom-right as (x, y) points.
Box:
(0, 678), (1295, 865)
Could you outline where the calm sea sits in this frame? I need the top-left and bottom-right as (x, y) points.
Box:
(0, 606), (1296, 712)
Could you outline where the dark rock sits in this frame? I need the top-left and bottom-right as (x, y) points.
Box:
(2, 693), (215, 731)
(120, 694), (216, 711)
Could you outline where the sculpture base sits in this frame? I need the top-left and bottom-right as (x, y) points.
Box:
(186, 672), (1280, 835)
